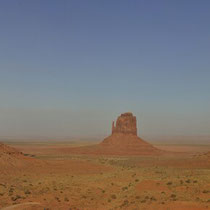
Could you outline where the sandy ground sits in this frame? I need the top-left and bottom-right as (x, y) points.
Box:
(0, 141), (210, 210)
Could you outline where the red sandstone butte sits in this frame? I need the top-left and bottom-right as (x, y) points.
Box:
(112, 112), (137, 135)
(100, 112), (161, 155)
(63, 112), (162, 156)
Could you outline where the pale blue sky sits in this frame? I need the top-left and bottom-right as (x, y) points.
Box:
(0, 0), (210, 138)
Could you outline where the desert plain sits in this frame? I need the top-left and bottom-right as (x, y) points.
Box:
(0, 139), (209, 210)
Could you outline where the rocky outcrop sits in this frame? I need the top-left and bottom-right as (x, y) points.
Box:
(112, 112), (137, 135)
(0, 142), (43, 175)
(0, 143), (22, 156)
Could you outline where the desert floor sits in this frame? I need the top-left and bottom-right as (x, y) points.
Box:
(0, 141), (210, 210)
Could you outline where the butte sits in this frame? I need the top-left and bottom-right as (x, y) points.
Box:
(65, 112), (162, 156)
(99, 112), (161, 155)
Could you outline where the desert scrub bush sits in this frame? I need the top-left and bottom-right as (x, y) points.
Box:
(55, 197), (61, 202)
(0, 183), (6, 187)
(121, 200), (129, 207)
(11, 195), (21, 201)
(171, 194), (177, 201)
(185, 179), (191, 183)
(135, 179), (139, 182)
(171, 194), (176, 198)
(8, 188), (14, 196)
(167, 181), (172, 185)
(9, 187), (14, 192)
(150, 196), (156, 201)
(64, 197), (69, 202)
(111, 194), (117, 199)
(24, 189), (31, 195)
(122, 186), (128, 191)
(203, 190), (209, 193)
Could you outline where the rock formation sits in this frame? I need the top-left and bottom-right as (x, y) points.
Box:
(64, 112), (162, 156)
(112, 112), (137, 135)
(100, 112), (161, 155)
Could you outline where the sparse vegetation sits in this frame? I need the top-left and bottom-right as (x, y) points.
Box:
(203, 190), (209, 193)
(111, 194), (117, 199)
(24, 189), (31, 195)
(64, 197), (69, 202)
(0, 141), (209, 209)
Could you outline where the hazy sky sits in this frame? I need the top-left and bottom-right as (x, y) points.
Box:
(0, 0), (210, 138)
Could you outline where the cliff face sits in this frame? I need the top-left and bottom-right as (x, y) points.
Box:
(112, 112), (137, 135)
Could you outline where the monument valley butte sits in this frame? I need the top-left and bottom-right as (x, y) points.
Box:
(100, 112), (162, 155)
(0, 113), (210, 210)
(61, 112), (162, 156)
